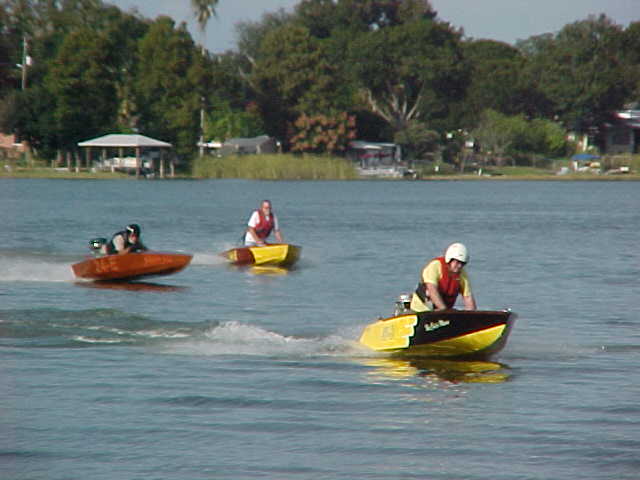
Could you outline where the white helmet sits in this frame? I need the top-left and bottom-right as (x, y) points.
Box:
(445, 242), (469, 264)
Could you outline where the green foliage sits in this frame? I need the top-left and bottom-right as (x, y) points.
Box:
(0, 1), (151, 157)
(289, 112), (356, 154)
(3, 1), (640, 170)
(518, 15), (634, 132)
(251, 24), (340, 114)
(393, 121), (440, 161)
(294, 0), (436, 38)
(471, 110), (516, 164)
(134, 17), (201, 160)
(208, 52), (250, 109)
(205, 101), (265, 141)
(620, 21), (640, 99)
(45, 28), (118, 148)
(472, 109), (572, 165)
(192, 153), (357, 180)
(0, 86), (57, 157)
(457, 40), (533, 128)
(191, 0), (218, 33)
(348, 18), (469, 133)
(235, 9), (293, 62)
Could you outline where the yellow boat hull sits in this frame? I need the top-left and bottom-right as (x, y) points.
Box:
(359, 310), (516, 359)
(223, 244), (301, 267)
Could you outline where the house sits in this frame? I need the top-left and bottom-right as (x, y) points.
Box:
(347, 140), (410, 177)
(0, 133), (28, 161)
(601, 108), (640, 154)
(218, 135), (278, 155)
(347, 141), (401, 169)
(78, 134), (173, 178)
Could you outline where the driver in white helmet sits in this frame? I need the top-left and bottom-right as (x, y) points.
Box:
(410, 242), (477, 312)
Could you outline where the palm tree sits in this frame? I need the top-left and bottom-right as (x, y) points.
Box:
(190, 0), (219, 156)
(191, 0), (219, 52)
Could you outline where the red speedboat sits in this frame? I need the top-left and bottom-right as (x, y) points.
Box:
(72, 251), (192, 281)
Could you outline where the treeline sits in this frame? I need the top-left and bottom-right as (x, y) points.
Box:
(1, 0), (639, 171)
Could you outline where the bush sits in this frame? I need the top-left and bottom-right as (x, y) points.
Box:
(472, 109), (572, 165)
(192, 153), (357, 180)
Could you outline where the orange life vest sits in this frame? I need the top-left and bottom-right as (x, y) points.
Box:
(254, 210), (275, 240)
(415, 256), (461, 308)
(435, 256), (461, 308)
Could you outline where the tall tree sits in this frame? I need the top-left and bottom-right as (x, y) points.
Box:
(247, 23), (348, 144)
(294, 0), (437, 39)
(134, 16), (201, 160)
(620, 21), (640, 101)
(457, 40), (532, 128)
(519, 15), (634, 133)
(191, 0), (218, 42)
(190, 0), (218, 155)
(348, 18), (469, 134)
(45, 27), (118, 151)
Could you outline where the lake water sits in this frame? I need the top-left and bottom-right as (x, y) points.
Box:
(1, 178), (639, 479)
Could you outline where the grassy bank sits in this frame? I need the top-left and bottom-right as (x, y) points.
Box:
(416, 154), (640, 180)
(192, 153), (358, 180)
(421, 165), (640, 181)
(0, 166), (132, 179)
(2, 153), (639, 180)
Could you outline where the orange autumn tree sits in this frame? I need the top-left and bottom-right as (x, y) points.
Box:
(290, 112), (356, 154)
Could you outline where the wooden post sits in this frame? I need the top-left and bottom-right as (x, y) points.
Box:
(135, 146), (140, 179)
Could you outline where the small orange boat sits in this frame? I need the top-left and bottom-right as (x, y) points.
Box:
(223, 243), (301, 267)
(72, 252), (192, 281)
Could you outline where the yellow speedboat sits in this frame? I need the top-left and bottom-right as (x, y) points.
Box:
(359, 309), (516, 359)
(222, 243), (301, 267)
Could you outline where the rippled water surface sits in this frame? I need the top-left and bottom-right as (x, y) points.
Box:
(1, 178), (639, 479)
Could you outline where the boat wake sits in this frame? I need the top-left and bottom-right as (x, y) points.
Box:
(0, 250), (77, 283)
(0, 307), (363, 357)
(162, 320), (363, 357)
(0, 308), (517, 384)
(190, 252), (227, 266)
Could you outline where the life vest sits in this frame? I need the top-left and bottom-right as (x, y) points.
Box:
(254, 210), (275, 240)
(106, 230), (126, 255)
(415, 256), (461, 308)
(106, 230), (146, 254)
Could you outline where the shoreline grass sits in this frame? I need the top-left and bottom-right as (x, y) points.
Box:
(2, 154), (639, 180)
(191, 153), (358, 180)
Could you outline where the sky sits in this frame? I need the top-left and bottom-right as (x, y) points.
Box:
(106, 0), (640, 54)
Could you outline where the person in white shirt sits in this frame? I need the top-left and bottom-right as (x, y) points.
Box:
(244, 200), (283, 246)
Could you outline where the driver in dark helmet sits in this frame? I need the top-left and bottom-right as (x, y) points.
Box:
(106, 224), (148, 255)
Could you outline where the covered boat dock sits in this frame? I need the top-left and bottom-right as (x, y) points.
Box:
(77, 134), (174, 178)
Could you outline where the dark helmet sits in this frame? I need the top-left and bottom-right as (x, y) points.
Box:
(126, 224), (141, 237)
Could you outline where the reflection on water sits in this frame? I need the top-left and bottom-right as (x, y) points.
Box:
(249, 265), (291, 276)
(227, 264), (294, 276)
(75, 281), (187, 292)
(360, 356), (511, 384)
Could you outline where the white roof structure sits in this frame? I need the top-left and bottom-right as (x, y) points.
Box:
(78, 134), (172, 148)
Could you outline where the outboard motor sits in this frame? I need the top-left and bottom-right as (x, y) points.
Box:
(393, 293), (412, 316)
(89, 237), (108, 256)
